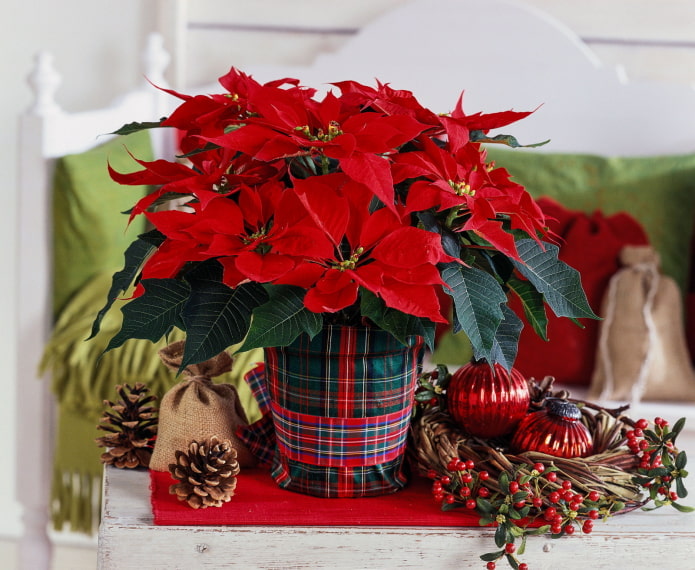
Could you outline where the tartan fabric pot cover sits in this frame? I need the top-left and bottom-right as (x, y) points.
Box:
(264, 325), (425, 497)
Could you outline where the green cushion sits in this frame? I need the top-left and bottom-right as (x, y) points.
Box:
(52, 131), (153, 318)
(485, 148), (695, 294)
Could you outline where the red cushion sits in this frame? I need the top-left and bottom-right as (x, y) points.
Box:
(511, 197), (649, 386)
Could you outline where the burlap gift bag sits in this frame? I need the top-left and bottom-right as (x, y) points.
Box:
(590, 245), (695, 403)
(150, 340), (257, 471)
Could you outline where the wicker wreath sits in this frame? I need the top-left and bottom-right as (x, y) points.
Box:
(408, 367), (691, 568)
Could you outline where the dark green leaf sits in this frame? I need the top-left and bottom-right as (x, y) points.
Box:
(672, 417), (687, 438)
(487, 305), (523, 372)
(507, 275), (548, 340)
(180, 279), (268, 369)
(360, 290), (436, 350)
(111, 119), (166, 136)
(499, 472), (510, 494)
(494, 524), (507, 547)
(476, 498), (495, 514)
(506, 553), (520, 570)
(441, 263), (506, 363)
(480, 551), (504, 562)
(89, 230), (164, 338)
(526, 525), (551, 536)
(471, 131), (550, 148)
(512, 239), (599, 320)
(239, 285), (322, 351)
(104, 278), (190, 351)
(676, 450), (687, 470)
(676, 477), (688, 499)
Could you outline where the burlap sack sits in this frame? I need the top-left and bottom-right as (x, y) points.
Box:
(150, 340), (257, 471)
(590, 245), (695, 403)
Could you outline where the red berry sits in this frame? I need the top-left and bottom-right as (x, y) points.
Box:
(544, 507), (557, 520)
(466, 460), (476, 470)
(505, 543), (516, 554)
(549, 492), (561, 504)
(636, 418), (649, 429)
(461, 486), (472, 497)
(562, 480), (573, 490)
(478, 487), (490, 498)
(562, 491), (575, 502)
(550, 523), (562, 534)
(569, 501), (581, 512)
(564, 524), (575, 535)
(434, 492), (445, 502)
(486, 562), (496, 570)
(533, 462), (545, 473)
(440, 476), (451, 485)
(479, 471), (490, 481)
(670, 491), (679, 502)
(532, 497), (544, 508)
(625, 429), (635, 439)
(582, 520), (593, 534)
(466, 499), (477, 510)
(633, 428), (644, 438)
(462, 473), (473, 484)
(446, 459), (459, 471)
(588, 510), (599, 520)
(588, 491), (600, 502)
(639, 439), (649, 450)
(432, 481), (443, 493)
(426, 469), (437, 479)
(509, 481), (520, 494)
(552, 514), (563, 525)
(546, 471), (558, 483)
(519, 564), (528, 570)
(514, 501), (526, 509)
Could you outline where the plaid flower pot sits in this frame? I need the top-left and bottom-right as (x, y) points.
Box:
(264, 325), (424, 498)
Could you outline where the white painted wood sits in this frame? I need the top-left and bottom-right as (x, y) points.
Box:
(98, 414), (695, 569)
(15, 34), (174, 570)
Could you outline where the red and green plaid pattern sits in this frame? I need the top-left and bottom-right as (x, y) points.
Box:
(264, 325), (424, 497)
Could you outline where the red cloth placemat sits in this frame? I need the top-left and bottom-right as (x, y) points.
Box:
(150, 468), (481, 527)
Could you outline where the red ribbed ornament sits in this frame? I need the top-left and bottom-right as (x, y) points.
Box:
(511, 399), (594, 458)
(446, 360), (530, 439)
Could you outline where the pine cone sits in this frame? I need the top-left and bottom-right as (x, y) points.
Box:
(169, 437), (240, 509)
(96, 382), (158, 468)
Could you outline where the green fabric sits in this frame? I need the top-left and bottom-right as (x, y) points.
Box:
(46, 129), (266, 533)
(485, 148), (695, 294)
(52, 131), (151, 318)
(41, 271), (264, 533)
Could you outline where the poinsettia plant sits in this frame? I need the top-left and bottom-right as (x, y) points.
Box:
(91, 68), (597, 369)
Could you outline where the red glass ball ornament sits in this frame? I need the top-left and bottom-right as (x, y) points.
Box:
(446, 360), (530, 439)
(511, 399), (594, 458)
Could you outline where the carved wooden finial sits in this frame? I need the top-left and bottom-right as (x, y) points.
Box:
(142, 32), (170, 88)
(27, 51), (62, 116)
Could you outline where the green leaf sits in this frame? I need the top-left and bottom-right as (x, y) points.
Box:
(672, 417), (687, 438)
(359, 290), (436, 349)
(476, 498), (495, 514)
(676, 450), (688, 471)
(441, 263), (506, 363)
(480, 551), (504, 562)
(512, 239), (599, 320)
(494, 524), (507, 547)
(89, 230), (164, 338)
(180, 276), (268, 369)
(499, 472), (511, 494)
(239, 285), (322, 351)
(672, 501), (695, 513)
(488, 305), (523, 372)
(104, 278), (190, 352)
(507, 275), (548, 340)
(506, 553), (520, 570)
(526, 525), (551, 536)
(111, 119), (166, 136)
(676, 477), (688, 499)
(471, 131), (550, 148)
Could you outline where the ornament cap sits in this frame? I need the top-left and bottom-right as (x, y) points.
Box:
(546, 398), (582, 421)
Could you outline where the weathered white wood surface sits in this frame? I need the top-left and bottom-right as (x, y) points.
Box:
(99, 420), (695, 570)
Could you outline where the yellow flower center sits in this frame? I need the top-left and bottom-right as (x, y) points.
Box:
(448, 180), (475, 196)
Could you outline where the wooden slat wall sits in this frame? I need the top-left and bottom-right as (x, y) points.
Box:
(157, 0), (695, 89)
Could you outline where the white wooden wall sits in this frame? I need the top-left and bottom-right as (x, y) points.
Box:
(156, 0), (695, 90)
(3, 0), (695, 565)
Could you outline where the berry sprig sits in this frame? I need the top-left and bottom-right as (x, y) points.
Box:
(626, 417), (692, 513)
